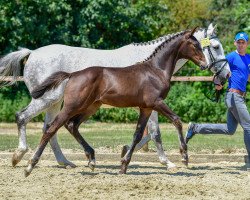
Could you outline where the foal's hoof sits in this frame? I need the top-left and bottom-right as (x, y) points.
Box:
(181, 159), (189, 167)
(121, 145), (130, 158)
(88, 160), (96, 171)
(119, 160), (128, 174)
(119, 166), (127, 174)
(119, 170), (127, 174)
(24, 169), (31, 177)
(24, 163), (34, 177)
(12, 148), (28, 167)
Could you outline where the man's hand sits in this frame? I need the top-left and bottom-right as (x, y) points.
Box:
(215, 84), (223, 90)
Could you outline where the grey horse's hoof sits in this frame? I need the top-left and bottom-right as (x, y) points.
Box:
(58, 161), (77, 168)
(12, 148), (28, 167)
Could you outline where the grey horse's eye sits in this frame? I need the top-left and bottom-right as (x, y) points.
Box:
(211, 40), (220, 50)
(213, 45), (219, 50)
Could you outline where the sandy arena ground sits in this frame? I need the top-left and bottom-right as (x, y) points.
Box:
(0, 156), (250, 200)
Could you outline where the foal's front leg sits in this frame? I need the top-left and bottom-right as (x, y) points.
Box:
(154, 100), (188, 166)
(120, 108), (152, 174)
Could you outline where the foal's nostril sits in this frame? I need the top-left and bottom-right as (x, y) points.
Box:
(227, 72), (231, 78)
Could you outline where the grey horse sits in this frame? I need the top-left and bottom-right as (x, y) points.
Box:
(0, 24), (230, 169)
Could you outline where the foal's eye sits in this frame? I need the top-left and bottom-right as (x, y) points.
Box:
(195, 43), (201, 50)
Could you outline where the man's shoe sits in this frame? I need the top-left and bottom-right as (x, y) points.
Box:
(185, 122), (195, 144)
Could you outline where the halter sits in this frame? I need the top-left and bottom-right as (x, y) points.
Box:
(200, 29), (228, 78)
(200, 29), (229, 102)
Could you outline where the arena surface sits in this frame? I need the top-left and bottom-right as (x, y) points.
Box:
(1, 153), (249, 200)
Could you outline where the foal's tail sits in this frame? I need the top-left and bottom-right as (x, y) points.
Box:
(0, 48), (32, 87)
(31, 71), (71, 99)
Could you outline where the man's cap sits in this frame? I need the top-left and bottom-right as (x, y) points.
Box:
(235, 32), (249, 42)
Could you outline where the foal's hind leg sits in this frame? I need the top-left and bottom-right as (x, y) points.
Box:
(120, 108), (152, 174)
(13, 98), (52, 167)
(154, 100), (188, 166)
(64, 103), (102, 170)
(44, 101), (76, 168)
(65, 115), (96, 170)
(25, 109), (71, 177)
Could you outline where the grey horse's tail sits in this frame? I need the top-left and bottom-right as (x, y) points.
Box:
(0, 48), (32, 87)
(31, 71), (71, 99)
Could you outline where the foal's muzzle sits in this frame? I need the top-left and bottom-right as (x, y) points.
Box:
(199, 61), (208, 70)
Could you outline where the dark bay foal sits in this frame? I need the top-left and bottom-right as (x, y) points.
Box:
(25, 28), (207, 176)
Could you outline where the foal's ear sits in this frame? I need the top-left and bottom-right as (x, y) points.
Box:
(190, 26), (199, 37)
(185, 27), (198, 39)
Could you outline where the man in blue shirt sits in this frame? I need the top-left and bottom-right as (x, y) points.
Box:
(185, 32), (250, 170)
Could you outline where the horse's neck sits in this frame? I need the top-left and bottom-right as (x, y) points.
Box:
(148, 30), (205, 74)
(151, 37), (183, 78)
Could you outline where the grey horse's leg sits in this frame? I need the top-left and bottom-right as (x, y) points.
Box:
(13, 98), (52, 166)
(44, 101), (76, 168)
(139, 111), (176, 168)
(148, 111), (176, 167)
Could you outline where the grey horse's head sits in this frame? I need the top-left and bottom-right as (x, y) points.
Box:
(195, 24), (231, 85)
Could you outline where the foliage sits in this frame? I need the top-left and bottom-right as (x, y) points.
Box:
(76, 0), (168, 49)
(208, 0), (250, 53)
(0, 0), (249, 122)
(0, 83), (44, 122)
(160, 0), (212, 33)
(0, 0), (167, 53)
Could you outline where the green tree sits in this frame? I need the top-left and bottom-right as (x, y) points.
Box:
(0, 0), (169, 122)
(75, 0), (168, 49)
(209, 0), (250, 53)
(160, 0), (212, 33)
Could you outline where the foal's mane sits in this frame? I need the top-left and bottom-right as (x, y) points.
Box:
(141, 30), (189, 63)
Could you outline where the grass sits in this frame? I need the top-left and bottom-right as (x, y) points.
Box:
(0, 122), (246, 154)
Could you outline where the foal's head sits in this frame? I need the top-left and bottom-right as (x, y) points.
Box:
(179, 27), (207, 69)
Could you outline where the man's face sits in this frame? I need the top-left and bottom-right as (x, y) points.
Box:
(234, 39), (248, 55)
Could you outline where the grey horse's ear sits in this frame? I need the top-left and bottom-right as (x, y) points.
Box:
(208, 23), (217, 35)
(208, 23), (213, 30)
(212, 24), (218, 34)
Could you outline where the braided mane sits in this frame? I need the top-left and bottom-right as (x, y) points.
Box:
(132, 33), (174, 46)
(140, 30), (189, 63)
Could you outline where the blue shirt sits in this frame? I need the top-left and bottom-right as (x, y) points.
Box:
(226, 51), (250, 92)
